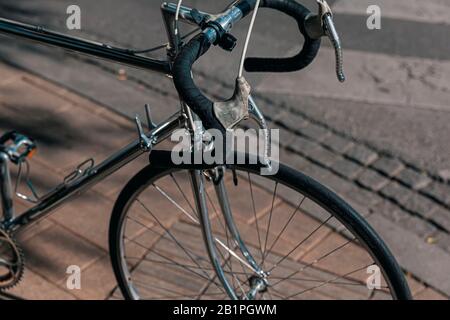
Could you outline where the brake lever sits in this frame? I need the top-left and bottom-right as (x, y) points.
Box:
(319, 1), (345, 82)
(306, 0), (345, 82)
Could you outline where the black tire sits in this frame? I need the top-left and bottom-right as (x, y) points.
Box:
(109, 157), (412, 300)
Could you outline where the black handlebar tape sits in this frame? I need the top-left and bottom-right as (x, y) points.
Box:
(236, 0), (259, 16)
(244, 0), (321, 72)
(172, 33), (225, 133)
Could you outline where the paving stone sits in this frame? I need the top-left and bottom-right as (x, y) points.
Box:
(0, 63), (24, 84)
(267, 254), (369, 299)
(278, 149), (310, 170)
(369, 290), (392, 300)
(252, 253), (345, 299)
(257, 201), (332, 259)
(70, 254), (117, 300)
(300, 160), (331, 182)
(126, 225), (165, 260)
(319, 171), (356, 197)
(371, 200), (411, 224)
(422, 182), (450, 208)
(414, 288), (447, 300)
(438, 169), (450, 183)
(289, 135), (321, 155)
(308, 145), (339, 168)
(277, 111), (310, 132)
(23, 74), (86, 103)
(400, 216), (437, 239)
(223, 174), (280, 223)
(345, 145), (379, 166)
(402, 194), (439, 219)
(33, 104), (134, 172)
(331, 157), (365, 180)
(371, 156), (405, 177)
(277, 127), (296, 148)
(356, 169), (390, 192)
(300, 233), (374, 285)
(367, 214), (450, 296)
(131, 251), (208, 298)
(396, 168), (432, 190)
(404, 275), (426, 296)
(212, 212), (302, 263)
(344, 183), (383, 208)
(135, 172), (202, 226)
(321, 134), (354, 154)
(109, 288), (124, 300)
(22, 224), (104, 284)
(297, 123), (331, 142)
(260, 104), (285, 122)
(152, 222), (210, 264)
(15, 218), (54, 243)
(95, 153), (149, 198)
(300, 198), (353, 236)
(430, 231), (450, 254)
(380, 182), (414, 206)
(428, 207), (450, 231)
(0, 77), (71, 122)
(346, 200), (372, 218)
(8, 269), (76, 300)
(50, 191), (115, 251)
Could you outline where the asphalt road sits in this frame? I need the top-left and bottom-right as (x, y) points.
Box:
(0, 0), (449, 177)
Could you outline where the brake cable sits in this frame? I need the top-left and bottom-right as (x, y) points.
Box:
(238, 0), (261, 77)
(115, 0), (197, 55)
(128, 28), (200, 54)
(174, 0), (183, 37)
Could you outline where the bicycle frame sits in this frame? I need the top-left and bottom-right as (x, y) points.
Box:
(0, 2), (265, 299)
(0, 3), (198, 232)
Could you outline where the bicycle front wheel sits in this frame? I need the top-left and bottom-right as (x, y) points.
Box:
(109, 155), (411, 300)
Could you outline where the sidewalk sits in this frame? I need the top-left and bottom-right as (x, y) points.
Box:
(0, 62), (147, 299)
(0, 62), (447, 299)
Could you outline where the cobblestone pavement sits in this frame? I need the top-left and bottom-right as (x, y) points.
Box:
(0, 62), (448, 300)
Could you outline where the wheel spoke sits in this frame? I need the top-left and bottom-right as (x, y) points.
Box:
(153, 183), (198, 223)
(170, 173), (197, 218)
(270, 238), (355, 287)
(268, 215), (334, 273)
(263, 195), (306, 262)
(124, 236), (220, 286)
(136, 198), (215, 284)
(248, 173), (265, 259)
(126, 255), (252, 276)
(284, 264), (373, 299)
(262, 182), (278, 265)
(153, 182), (257, 275)
(116, 167), (403, 300)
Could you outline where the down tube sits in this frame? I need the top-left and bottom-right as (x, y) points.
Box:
(6, 113), (185, 233)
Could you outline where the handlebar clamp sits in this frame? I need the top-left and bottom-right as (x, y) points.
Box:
(204, 20), (237, 52)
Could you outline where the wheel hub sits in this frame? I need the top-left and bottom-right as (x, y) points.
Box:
(246, 275), (269, 299)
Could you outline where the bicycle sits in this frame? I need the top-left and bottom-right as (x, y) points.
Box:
(0, 0), (412, 300)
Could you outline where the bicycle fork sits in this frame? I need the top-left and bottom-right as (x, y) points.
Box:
(189, 169), (269, 300)
(190, 169), (238, 299)
(183, 83), (269, 299)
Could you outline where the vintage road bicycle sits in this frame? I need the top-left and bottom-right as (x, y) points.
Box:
(0, 0), (411, 300)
